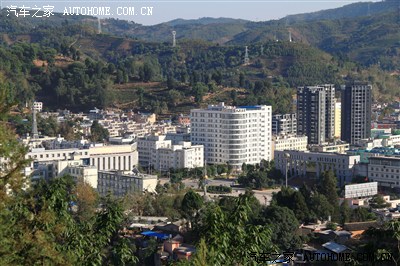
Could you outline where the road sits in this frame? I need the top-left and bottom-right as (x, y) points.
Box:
(158, 177), (280, 205)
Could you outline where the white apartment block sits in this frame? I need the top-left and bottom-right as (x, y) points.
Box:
(309, 142), (350, 154)
(191, 102), (272, 169)
(57, 160), (98, 188)
(138, 135), (203, 170)
(137, 135), (171, 167)
(155, 142), (204, 171)
(382, 135), (400, 147)
(33, 101), (43, 112)
(271, 135), (308, 159)
(26, 143), (138, 175)
(97, 170), (158, 197)
(274, 150), (360, 185)
(368, 157), (400, 189)
(88, 144), (138, 172)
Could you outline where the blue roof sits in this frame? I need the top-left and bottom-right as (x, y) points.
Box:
(322, 241), (348, 254)
(238, 106), (262, 110)
(141, 231), (170, 240)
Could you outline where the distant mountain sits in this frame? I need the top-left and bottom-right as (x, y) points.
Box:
(284, 0), (397, 23)
(163, 17), (248, 26)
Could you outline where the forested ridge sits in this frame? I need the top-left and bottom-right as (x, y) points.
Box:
(0, 5), (399, 115)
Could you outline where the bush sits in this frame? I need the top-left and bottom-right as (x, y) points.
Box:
(207, 185), (232, 194)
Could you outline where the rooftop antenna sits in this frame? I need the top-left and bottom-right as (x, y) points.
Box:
(244, 46), (249, 65)
(172, 31), (176, 47)
(31, 106), (39, 139)
(97, 17), (102, 34)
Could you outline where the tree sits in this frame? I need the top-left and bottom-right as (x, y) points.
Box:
(181, 190), (204, 223)
(260, 205), (302, 251)
(369, 194), (391, 209)
(319, 170), (339, 207)
(339, 199), (352, 225)
(319, 170), (340, 221)
(90, 120), (109, 142)
(196, 194), (275, 265)
(309, 192), (334, 222)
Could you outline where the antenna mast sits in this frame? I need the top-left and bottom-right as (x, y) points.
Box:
(244, 46), (249, 65)
(172, 31), (176, 47)
(97, 17), (102, 34)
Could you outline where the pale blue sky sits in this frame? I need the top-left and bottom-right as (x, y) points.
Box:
(2, 0), (377, 25)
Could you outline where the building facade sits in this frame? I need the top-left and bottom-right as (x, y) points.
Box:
(26, 143), (138, 176)
(274, 150), (360, 184)
(297, 85), (335, 145)
(271, 135), (308, 159)
(334, 102), (341, 139)
(191, 102), (272, 169)
(155, 142), (204, 171)
(368, 157), (400, 189)
(341, 83), (372, 145)
(272, 113), (297, 135)
(97, 170), (158, 197)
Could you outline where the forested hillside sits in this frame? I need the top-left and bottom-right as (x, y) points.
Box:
(0, 3), (399, 115)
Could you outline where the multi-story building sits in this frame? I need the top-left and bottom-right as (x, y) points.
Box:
(97, 169), (158, 197)
(297, 85), (335, 145)
(272, 113), (297, 135)
(138, 135), (203, 170)
(26, 143), (138, 175)
(155, 142), (204, 171)
(334, 102), (341, 139)
(368, 157), (400, 189)
(191, 102), (272, 169)
(271, 135), (308, 159)
(309, 141), (350, 154)
(341, 83), (372, 145)
(137, 135), (171, 167)
(275, 150), (360, 184)
(33, 101), (43, 112)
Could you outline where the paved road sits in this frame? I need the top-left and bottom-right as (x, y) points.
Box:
(159, 177), (280, 205)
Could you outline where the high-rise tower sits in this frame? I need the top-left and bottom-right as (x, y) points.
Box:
(341, 83), (372, 145)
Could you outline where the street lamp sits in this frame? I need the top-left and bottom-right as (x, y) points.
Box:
(284, 153), (290, 188)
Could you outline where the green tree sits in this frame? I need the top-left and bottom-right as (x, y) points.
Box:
(369, 194), (391, 209)
(90, 120), (109, 142)
(339, 199), (352, 225)
(196, 194), (275, 265)
(260, 205), (302, 251)
(181, 190), (204, 224)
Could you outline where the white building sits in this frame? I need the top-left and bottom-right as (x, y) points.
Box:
(33, 101), (43, 112)
(191, 102), (272, 169)
(368, 157), (400, 189)
(309, 142), (350, 154)
(138, 135), (203, 170)
(381, 134), (400, 147)
(272, 135), (308, 159)
(155, 142), (204, 171)
(57, 160), (98, 188)
(97, 169), (158, 197)
(26, 143), (138, 176)
(274, 150), (360, 185)
(137, 135), (171, 167)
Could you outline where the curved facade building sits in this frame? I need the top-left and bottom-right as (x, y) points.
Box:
(190, 102), (272, 169)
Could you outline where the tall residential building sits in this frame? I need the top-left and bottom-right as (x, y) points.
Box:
(272, 113), (297, 135)
(297, 85), (335, 144)
(341, 83), (372, 145)
(190, 102), (272, 169)
(334, 102), (341, 138)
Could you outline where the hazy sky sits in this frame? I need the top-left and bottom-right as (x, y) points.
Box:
(2, 0), (377, 25)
